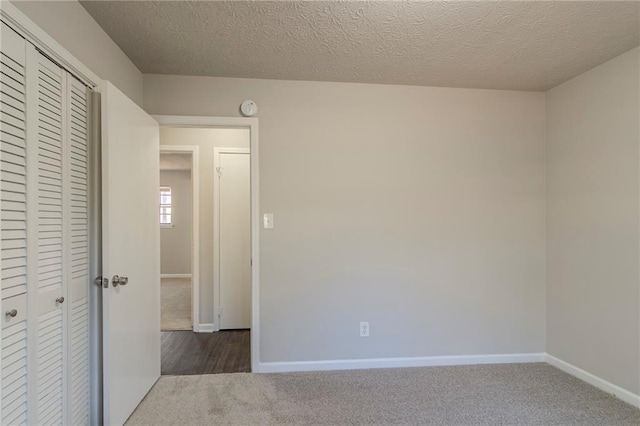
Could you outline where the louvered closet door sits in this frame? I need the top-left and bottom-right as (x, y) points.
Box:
(1, 22), (91, 426)
(66, 76), (89, 426)
(29, 48), (67, 425)
(1, 22), (29, 426)
(26, 49), (90, 426)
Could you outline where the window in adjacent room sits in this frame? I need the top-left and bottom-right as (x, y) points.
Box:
(160, 186), (172, 227)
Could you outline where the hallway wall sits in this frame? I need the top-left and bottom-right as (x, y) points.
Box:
(160, 170), (192, 275)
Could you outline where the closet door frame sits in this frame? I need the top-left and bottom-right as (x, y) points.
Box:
(1, 2), (102, 424)
(0, 3), (99, 88)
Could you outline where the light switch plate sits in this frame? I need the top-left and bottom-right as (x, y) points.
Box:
(263, 213), (274, 229)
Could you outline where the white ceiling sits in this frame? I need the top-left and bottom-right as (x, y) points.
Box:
(81, 1), (640, 91)
(160, 153), (192, 171)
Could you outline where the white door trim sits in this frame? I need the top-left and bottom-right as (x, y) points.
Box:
(159, 145), (200, 332)
(213, 147), (251, 332)
(153, 116), (260, 372)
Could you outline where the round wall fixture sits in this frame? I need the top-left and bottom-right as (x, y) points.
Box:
(240, 100), (258, 117)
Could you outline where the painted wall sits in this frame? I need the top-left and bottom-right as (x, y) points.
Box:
(146, 75), (547, 363)
(160, 170), (192, 275)
(546, 47), (640, 394)
(11, 0), (143, 105)
(159, 128), (250, 325)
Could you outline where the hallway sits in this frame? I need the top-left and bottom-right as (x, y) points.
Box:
(161, 330), (251, 375)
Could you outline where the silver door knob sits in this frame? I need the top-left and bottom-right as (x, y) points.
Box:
(56, 297), (65, 304)
(112, 275), (129, 287)
(5, 309), (17, 318)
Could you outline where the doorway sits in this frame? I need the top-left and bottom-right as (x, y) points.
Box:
(159, 150), (197, 331)
(156, 122), (256, 375)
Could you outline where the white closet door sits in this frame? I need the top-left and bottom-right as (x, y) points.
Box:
(218, 151), (251, 330)
(66, 76), (89, 425)
(1, 22), (29, 426)
(28, 47), (66, 426)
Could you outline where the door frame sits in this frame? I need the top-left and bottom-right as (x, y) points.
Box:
(213, 147), (251, 331)
(153, 116), (260, 373)
(158, 145), (201, 332)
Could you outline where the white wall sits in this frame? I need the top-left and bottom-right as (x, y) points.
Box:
(159, 128), (250, 325)
(546, 47), (640, 394)
(146, 75), (547, 363)
(11, 0), (143, 105)
(160, 170), (192, 275)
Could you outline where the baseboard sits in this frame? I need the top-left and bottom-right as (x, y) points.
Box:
(257, 352), (545, 374)
(194, 323), (215, 333)
(160, 274), (192, 279)
(545, 354), (640, 408)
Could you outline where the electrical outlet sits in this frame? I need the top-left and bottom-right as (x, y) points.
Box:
(360, 321), (369, 337)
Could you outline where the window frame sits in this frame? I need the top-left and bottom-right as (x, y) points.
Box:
(159, 186), (173, 227)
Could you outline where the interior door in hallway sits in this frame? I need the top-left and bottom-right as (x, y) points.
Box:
(216, 149), (250, 329)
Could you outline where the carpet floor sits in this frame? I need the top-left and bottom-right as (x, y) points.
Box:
(125, 363), (640, 425)
(161, 278), (191, 331)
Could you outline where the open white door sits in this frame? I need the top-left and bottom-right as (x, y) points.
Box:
(101, 82), (160, 425)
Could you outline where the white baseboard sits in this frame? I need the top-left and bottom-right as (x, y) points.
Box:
(194, 323), (215, 333)
(160, 274), (192, 279)
(545, 354), (640, 408)
(257, 352), (545, 374)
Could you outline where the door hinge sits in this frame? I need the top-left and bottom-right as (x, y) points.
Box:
(216, 166), (222, 177)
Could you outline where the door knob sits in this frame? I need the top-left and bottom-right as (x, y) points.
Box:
(56, 297), (65, 304)
(112, 275), (129, 287)
(5, 309), (17, 318)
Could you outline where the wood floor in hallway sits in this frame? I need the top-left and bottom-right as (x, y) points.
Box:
(161, 329), (250, 375)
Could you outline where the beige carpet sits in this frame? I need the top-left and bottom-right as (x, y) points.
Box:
(161, 278), (191, 331)
(125, 363), (640, 425)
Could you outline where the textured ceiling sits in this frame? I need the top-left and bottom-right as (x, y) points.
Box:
(160, 153), (192, 171)
(81, 1), (640, 91)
